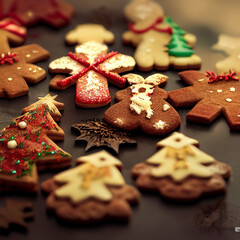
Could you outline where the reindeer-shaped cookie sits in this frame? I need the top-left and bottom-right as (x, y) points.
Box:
(213, 34), (240, 76)
(103, 73), (181, 135)
(122, 0), (201, 71)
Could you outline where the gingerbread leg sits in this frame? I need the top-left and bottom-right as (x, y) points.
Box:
(186, 100), (222, 124)
(223, 104), (240, 130)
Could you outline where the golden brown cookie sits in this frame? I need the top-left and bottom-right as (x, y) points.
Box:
(122, 0), (201, 71)
(41, 151), (139, 224)
(103, 73), (181, 135)
(132, 132), (231, 202)
(65, 24), (114, 45)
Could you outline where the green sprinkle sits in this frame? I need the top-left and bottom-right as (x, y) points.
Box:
(37, 153), (42, 157)
(16, 160), (20, 164)
(18, 142), (24, 149)
(0, 138), (6, 142)
(51, 151), (56, 154)
(10, 136), (15, 140)
(41, 142), (46, 146)
(10, 121), (16, 126)
(36, 131), (40, 137)
(25, 135), (30, 140)
(12, 170), (17, 174)
(42, 122), (45, 125)
(0, 156), (4, 161)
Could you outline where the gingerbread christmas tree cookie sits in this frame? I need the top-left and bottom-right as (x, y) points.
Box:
(22, 94), (64, 121)
(132, 132), (231, 202)
(0, 104), (72, 193)
(1, 0), (74, 28)
(65, 24), (114, 45)
(122, 0), (201, 71)
(168, 70), (240, 130)
(41, 151), (139, 224)
(103, 73), (181, 135)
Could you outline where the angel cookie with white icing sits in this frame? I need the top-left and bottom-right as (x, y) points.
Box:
(132, 132), (231, 202)
(103, 73), (181, 135)
(41, 151), (139, 224)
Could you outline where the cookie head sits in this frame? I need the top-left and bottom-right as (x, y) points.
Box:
(124, 0), (165, 22)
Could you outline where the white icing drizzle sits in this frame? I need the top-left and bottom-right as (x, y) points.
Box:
(163, 104), (170, 111)
(130, 84), (154, 118)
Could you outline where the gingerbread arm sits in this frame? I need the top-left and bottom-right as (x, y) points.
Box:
(13, 44), (50, 64)
(223, 104), (240, 130)
(122, 30), (142, 46)
(183, 33), (197, 48)
(168, 86), (202, 107)
(115, 88), (130, 102)
(178, 70), (207, 86)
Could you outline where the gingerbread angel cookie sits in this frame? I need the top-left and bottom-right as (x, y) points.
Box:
(213, 34), (240, 76)
(41, 151), (139, 224)
(168, 70), (240, 130)
(65, 24), (114, 45)
(49, 41), (135, 108)
(122, 0), (201, 71)
(1, 0), (74, 28)
(132, 132), (231, 202)
(103, 73), (181, 135)
(0, 104), (72, 193)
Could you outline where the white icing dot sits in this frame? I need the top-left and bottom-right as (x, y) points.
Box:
(198, 78), (204, 82)
(7, 140), (17, 149)
(226, 98), (232, 102)
(146, 49), (152, 53)
(26, 54), (31, 58)
(217, 89), (222, 93)
(7, 78), (12, 81)
(29, 68), (32, 71)
(230, 87), (235, 92)
(32, 50), (39, 54)
(33, 69), (37, 73)
(238, 115), (240, 117)
(163, 104), (170, 111)
(17, 67), (21, 70)
(38, 68), (42, 70)
(209, 90), (213, 93)
(18, 121), (27, 129)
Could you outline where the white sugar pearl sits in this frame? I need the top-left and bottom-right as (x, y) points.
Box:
(7, 140), (17, 149)
(19, 121), (27, 129)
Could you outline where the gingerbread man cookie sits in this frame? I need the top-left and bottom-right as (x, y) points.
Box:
(49, 41), (135, 108)
(1, 0), (74, 28)
(168, 70), (240, 130)
(41, 151), (139, 224)
(65, 24), (114, 45)
(132, 132), (231, 202)
(103, 73), (181, 135)
(122, 0), (201, 71)
(213, 34), (240, 76)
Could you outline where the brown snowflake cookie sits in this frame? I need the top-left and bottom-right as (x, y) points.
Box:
(49, 41), (135, 108)
(41, 151), (140, 224)
(168, 70), (240, 130)
(122, 0), (201, 71)
(65, 24), (114, 45)
(22, 94), (64, 122)
(0, 41), (50, 98)
(103, 73), (181, 135)
(0, 104), (72, 193)
(0, 199), (34, 233)
(72, 119), (136, 154)
(1, 0), (74, 28)
(213, 34), (240, 76)
(132, 132), (231, 202)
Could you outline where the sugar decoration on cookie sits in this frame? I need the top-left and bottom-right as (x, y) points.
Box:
(168, 70), (240, 130)
(72, 119), (136, 154)
(103, 73), (181, 135)
(132, 132), (231, 202)
(49, 41), (135, 108)
(1, 0), (74, 28)
(0, 104), (72, 193)
(41, 151), (139, 224)
(122, 0), (201, 71)
(65, 24), (114, 45)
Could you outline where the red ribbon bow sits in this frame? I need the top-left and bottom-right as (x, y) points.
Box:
(206, 71), (239, 83)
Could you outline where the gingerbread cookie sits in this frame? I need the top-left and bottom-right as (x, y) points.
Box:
(1, 0), (74, 28)
(0, 199), (34, 233)
(0, 40), (50, 98)
(0, 104), (72, 193)
(213, 34), (240, 76)
(168, 70), (240, 130)
(49, 41), (135, 108)
(72, 119), (136, 154)
(41, 151), (139, 224)
(65, 24), (114, 45)
(122, 0), (201, 71)
(22, 94), (64, 122)
(103, 73), (181, 135)
(132, 132), (231, 202)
